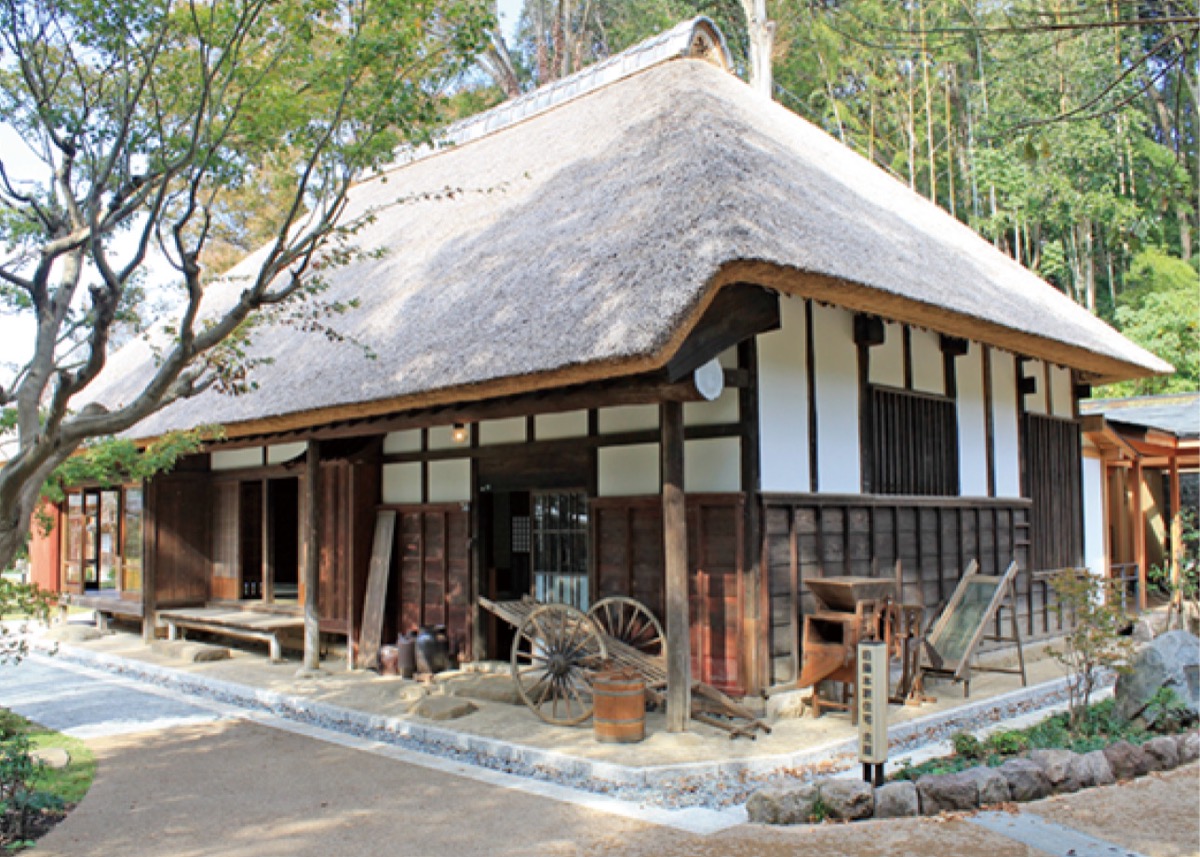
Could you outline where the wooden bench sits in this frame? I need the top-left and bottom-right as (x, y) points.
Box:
(59, 593), (143, 631)
(158, 608), (304, 662)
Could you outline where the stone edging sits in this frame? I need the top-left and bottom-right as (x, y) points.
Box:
(34, 640), (1099, 809)
(747, 732), (1200, 823)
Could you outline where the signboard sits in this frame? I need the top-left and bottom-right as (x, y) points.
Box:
(857, 640), (888, 764)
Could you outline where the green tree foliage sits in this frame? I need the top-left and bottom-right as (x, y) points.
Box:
(0, 0), (491, 573)
(1104, 249), (1200, 395)
(0, 578), (52, 666)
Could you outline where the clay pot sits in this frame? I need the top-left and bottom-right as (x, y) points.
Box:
(415, 625), (450, 674)
(378, 645), (400, 677)
(396, 632), (417, 679)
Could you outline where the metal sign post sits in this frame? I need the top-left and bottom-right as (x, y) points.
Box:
(857, 640), (888, 786)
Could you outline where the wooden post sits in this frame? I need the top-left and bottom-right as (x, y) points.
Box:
(1169, 454), (1183, 610)
(141, 480), (157, 644)
(1132, 458), (1147, 612)
(738, 339), (763, 694)
(661, 400), (691, 732)
(303, 441), (321, 671)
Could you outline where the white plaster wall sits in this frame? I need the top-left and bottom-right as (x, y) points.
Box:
(757, 296), (810, 492)
(382, 462), (422, 504)
(1082, 455), (1107, 578)
(428, 459), (471, 503)
(813, 303), (860, 493)
(535, 410), (587, 440)
(479, 417), (526, 446)
(1050, 365), (1075, 419)
(956, 343), (989, 496)
(869, 321), (904, 388)
(684, 437), (740, 492)
(598, 444), (659, 496)
(428, 425), (463, 450)
(211, 448), (263, 471)
(684, 388), (739, 426)
(1022, 359), (1048, 416)
(383, 430), (422, 453)
(598, 405), (657, 434)
(266, 443), (306, 464)
(990, 349), (1023, 498)
(911, 328), (945, 395)
(718, 347), (739, 369)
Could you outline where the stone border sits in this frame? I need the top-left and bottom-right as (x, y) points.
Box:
(34, 639), (1097, 809)
(746, 732), (1200, 823)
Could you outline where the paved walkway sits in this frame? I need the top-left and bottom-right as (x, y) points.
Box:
(4, 655), (1197, 857)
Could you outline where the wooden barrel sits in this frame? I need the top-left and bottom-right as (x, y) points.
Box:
(593, 671), (646, 743)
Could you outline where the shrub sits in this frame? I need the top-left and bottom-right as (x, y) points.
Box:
(985, 730), (1028, 756)
(951, 732), (983, 759)
(1048, 571), (1135, 729)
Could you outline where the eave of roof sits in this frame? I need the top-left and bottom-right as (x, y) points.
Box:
(84, 29), (1172, 444)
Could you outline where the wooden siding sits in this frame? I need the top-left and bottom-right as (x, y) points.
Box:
(318, 461), (352, 633)
(1022, 414), (1084, 571)
(389, 504), (472, 661)
(147, 476), (210, 607)
(591, 493), (745, 694)
(762, 495), (1035, 688)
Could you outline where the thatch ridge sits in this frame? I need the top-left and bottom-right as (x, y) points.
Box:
(87, 52), (1170, 442)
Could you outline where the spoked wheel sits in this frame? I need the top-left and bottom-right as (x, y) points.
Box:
(511, 604), (608, 726)
(589, 596), (666, 659)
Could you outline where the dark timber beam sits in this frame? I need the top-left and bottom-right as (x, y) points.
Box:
(217, 374), (719, 450)
(661, 400), (691, 732)
(302, 441), (321, 672)
(665, 285), (780, 382)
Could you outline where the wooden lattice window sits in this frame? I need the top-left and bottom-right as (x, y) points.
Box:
(870, 386), (959, 496)
(1022, 413), (1083, 570)
(532, 491), (590, 610)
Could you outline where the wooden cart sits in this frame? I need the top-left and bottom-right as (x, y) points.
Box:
(479, 595), (771, 738)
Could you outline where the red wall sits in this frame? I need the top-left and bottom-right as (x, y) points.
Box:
(28, 503), (61, 594)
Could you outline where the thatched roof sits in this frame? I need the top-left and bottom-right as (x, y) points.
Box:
(92, 20), (1170, 441)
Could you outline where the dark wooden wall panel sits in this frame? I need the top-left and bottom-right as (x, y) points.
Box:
(1023, 414), (1084, 572)
(591, 493), (745, 695)
(150, 476), (210, 607)
(762, 495), (1037, 688)
(318, 461), (351, 633)
(388, 504), (472, 662)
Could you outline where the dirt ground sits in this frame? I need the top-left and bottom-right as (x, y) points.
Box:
(29, 718), (1200, 857)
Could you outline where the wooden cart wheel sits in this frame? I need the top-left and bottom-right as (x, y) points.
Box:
(511, 604), (608, 726)
(589, 596), (666, 658)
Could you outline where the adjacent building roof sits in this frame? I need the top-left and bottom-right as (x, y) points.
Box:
(1081, 393), (1200, 440)
(90, 19), (1171, 441)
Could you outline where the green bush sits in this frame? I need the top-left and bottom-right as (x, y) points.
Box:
(951, 732), (983, 759)
(890, 696), (1183, 783)
(985, 730), (1028, 756)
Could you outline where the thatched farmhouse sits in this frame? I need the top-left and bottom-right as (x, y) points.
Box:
(30, 19), (1169, 699)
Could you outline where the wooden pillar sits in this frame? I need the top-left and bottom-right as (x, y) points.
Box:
(661, 400), (690, 732)
(141, 480), (157, 644)
(1169, 454), (1183, 608)
(1132, 457), (1147, 612)
(738, 339), (763, 694)
(303, 440), (321, 671)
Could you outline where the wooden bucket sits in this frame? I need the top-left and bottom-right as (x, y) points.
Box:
(593, 671), (646, 744)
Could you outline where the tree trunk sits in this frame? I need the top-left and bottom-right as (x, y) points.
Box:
(740, 0), (774, 98)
